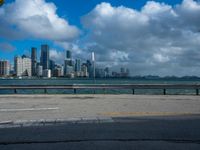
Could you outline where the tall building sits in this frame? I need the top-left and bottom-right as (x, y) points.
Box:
(49, 59), (55, 72)
(91, 52), (95, 78)
(81, 64), (88, 77)
(0, 60), (9, 76)
(86, 60), (92, 78)
(64, 50), (73, 76)
(66, 50), (72, 59)
(14, 56), (32, 77)
(61, 65), (64, 76)
(104, 67), (110, 77)
(40, 44), (49, 70)
(31, 47), (37, 76)
(64, 64), (74, 75)
(53, 67), (62, 77)
(121, 67), (125, 74)
(96, 68), (105, 78)
(75, 59), (81, 72)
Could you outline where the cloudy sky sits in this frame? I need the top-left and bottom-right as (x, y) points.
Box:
(0, 0), (200, 76)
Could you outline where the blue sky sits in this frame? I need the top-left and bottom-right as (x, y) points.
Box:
(1, 0), (200, 76)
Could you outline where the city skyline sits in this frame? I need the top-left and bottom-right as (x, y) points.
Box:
(0, 0), (200, 76)
(0, 44), (130, 78)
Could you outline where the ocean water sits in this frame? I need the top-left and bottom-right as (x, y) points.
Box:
(0, 78), (200, 95)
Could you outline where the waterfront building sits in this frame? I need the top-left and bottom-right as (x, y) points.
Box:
(53, 67), (62, 77)
(120, 67), (130, 77)
(121, 67), (125, 74)
(64, 59), (73, 68)
(86, 60), (92, 78)
(9, 64), (14, 76)
(64, 50), (73, 76)
(112, 71), (120, 77)
(104, 67), (110, 77)
(66, 50), (72, 59)
(96, 68), (105, 78)
(126, 68), (130, 76)
(91, 52), (95, 78)
(31, 47), (37, 76)
(0, 60), (9, 76)
(111, 67), (130, 78)
(61, 65), (64, 76)
(67, 72), (75, 78)
(40, 44), (49, 70)
(43, 69), (51, 78)
(49, 59), (55, 72)
(81, 64), (88, 77)
(14, 56), (32, 77)
(64, 64), (74, 76)
(36, 63), (43, 77)
(75, 59), (81, 72)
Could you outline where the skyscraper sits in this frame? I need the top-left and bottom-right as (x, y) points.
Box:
(75, 59), (81, 72)
(86, 60), (92, 78)
(81, 64), (88, 77)
(91, 52), (95, 78)
(66, 50), (72, 59)
(64, 50), (73, 76)
(0, 60), (9, 76)
(31, 47), (37, 76)
(40, 44), (49, 70)
(49, 59), (55, 71)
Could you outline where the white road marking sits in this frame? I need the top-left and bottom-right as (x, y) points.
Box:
(0, 107), (59, 112)
(0, 101), (25, 104)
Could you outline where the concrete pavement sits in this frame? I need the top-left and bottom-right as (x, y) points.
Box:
(0, 94), (200, 149)
(0, 94), (200, 122)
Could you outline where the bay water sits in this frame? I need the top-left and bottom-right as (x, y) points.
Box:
(0, 78), (200, 95)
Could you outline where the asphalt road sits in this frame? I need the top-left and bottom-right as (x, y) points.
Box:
(0, 94), (200, 149)
(0, 116), (200, 150)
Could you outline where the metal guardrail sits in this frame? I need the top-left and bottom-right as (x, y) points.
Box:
(0, 84), (200, 95)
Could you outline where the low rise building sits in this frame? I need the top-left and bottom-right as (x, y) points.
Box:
(43, 69), (51, 78)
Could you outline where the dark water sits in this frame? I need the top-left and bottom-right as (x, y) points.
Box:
(0, 78), (200, 95)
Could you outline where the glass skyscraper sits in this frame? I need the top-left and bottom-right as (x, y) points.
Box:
(75, 59), (81, 72)
(40, 45), (49, 70)
(66, 50), (72, 59)
(31, 47), (37, 76)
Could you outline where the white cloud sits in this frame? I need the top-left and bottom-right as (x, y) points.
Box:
(0, 0), (79, 41)
(81, 0), (200, 76)
(50, 49), (64, 63)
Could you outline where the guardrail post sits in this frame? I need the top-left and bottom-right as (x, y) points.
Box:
(163, 89), (166, 95)
(74, 89), (77, 94)
(14, 89), (17, 94)
(44, 89), (47, 94)
(132, 89), (135, 95)
(196, 89), (199, 95)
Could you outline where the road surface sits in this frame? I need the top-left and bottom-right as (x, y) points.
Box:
(0, 94), (200, 149)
